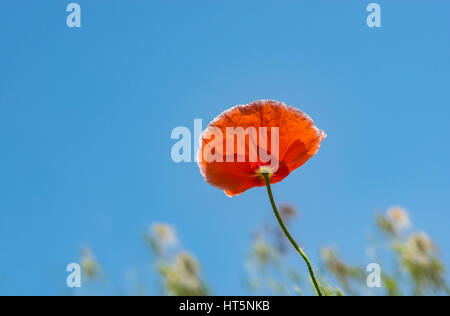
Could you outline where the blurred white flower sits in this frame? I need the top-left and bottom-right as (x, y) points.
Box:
(387, 206), (411, 230)
(152, 223), (178, 246)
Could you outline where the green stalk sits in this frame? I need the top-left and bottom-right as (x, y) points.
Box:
(262, 173), (323, 296)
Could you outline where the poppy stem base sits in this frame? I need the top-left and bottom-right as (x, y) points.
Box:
(262, 173), (323, 297)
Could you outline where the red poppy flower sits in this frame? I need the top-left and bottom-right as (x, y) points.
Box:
(197, 100), (326, 196)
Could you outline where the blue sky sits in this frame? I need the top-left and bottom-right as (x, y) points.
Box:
(0, 1), (449, 295)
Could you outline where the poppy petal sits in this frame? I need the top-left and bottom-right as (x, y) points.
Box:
(197, 100), (325, 196)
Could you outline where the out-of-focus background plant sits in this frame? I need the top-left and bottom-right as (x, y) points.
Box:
(74, 223), (209, 296)
(145, 223), (209, 296)
(71, 205), (448, 296)
(245, 205), (449, 296)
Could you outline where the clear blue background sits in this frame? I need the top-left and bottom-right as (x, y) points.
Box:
(0, 0), (449, 295)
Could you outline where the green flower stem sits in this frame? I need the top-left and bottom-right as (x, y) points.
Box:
(262, 173), (323, 296)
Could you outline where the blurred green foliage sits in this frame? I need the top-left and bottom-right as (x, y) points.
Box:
(146, 223), (209, 296)
(73, 206), (448, 296)
(246, 205), (449, 296)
